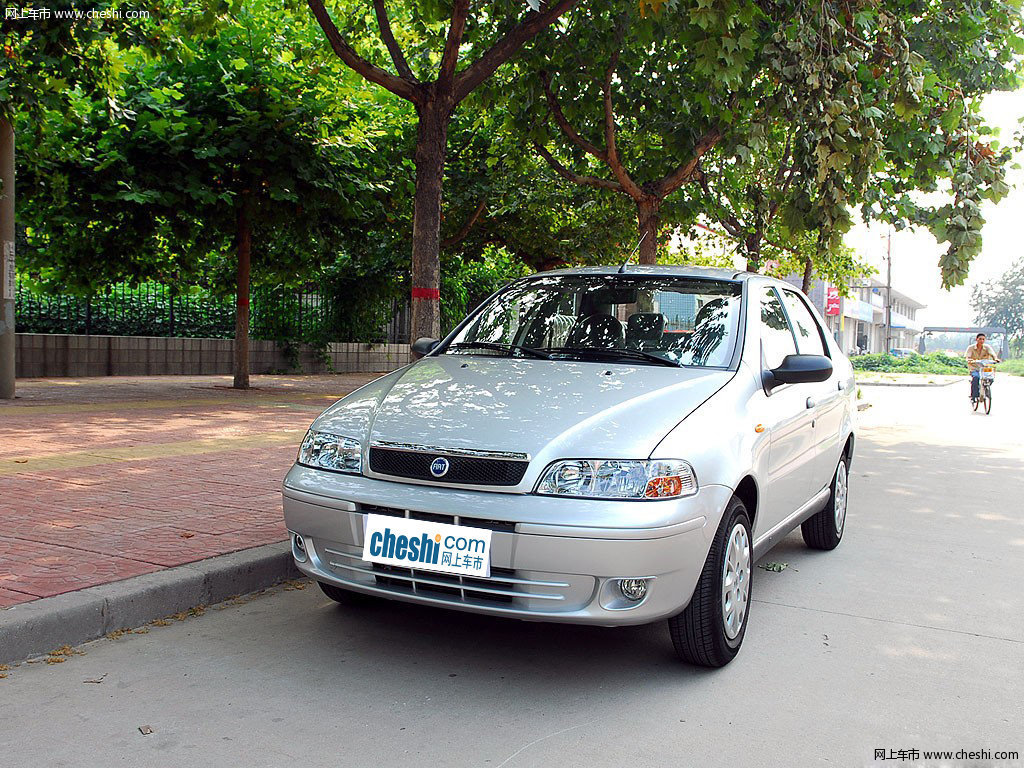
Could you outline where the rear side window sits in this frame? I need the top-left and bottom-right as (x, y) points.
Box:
(781, 290), (827, 356)
(760, 288), (797, 369)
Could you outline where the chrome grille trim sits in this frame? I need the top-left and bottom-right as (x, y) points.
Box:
(324, 548), (569, 592)
(360, 503), (516, 533)
(325, 550), (567, 602)
(370, 441), (530, 461)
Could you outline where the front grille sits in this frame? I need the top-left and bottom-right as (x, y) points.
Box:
(368, 447), (528, 486)
(361, 503), (516, 533)
(322, 547), (572, 609)
(372, 563), (517, 604)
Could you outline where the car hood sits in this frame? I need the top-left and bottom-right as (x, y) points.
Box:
(312, 355), (732, 460)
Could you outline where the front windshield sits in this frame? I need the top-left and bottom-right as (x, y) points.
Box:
(444, 274), (743, 368)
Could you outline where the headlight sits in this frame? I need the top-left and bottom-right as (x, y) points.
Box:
(297, 430), (362, 474)
(535, 459), (697, 500)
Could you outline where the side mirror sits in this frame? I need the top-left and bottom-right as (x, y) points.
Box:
(763, 354), (833, 391)
(411, 337), (441, 359)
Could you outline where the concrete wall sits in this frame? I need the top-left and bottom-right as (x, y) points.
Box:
(14, 334), (411, 378)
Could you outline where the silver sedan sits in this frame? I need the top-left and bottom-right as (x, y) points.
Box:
(283, 266), (855, 667)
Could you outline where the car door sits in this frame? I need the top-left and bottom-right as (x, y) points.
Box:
(758, 286), (819, 533)
(779, 288), (844, 492)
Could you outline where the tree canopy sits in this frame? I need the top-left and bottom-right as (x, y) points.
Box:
(9, 0), (1024, 365)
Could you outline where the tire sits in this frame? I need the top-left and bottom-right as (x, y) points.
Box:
(318, 581), (368, 605)
(668, 496), (752, 668)
(801, 456), (849, 551)
(972, 398), (979, 412)
(984, 386), (992, 414)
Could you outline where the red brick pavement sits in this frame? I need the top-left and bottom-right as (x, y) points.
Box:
(0, 374), (380, 606)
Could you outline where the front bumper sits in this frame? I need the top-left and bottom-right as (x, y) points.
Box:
(283, 465), (732, 626)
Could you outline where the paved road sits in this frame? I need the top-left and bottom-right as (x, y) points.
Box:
(2, 377), (1022, 767)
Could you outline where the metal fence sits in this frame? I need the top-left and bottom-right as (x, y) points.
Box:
(15, 279), (411, 344)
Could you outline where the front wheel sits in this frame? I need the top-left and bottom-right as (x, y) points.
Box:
(801, 456), (849, 551)
(984, 385), (992, 414)
(668, 496), (752, 667)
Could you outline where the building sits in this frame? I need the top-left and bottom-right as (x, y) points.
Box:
(786, 276), (925, 356)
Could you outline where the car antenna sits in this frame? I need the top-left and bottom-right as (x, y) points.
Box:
(619, 232), (647, 273)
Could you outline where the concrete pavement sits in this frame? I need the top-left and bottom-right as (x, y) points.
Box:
(1, 376), (1022, 767)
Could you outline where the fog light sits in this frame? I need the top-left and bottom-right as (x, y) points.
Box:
(292, 533), (308, 563)
(618, 578), (648, 601)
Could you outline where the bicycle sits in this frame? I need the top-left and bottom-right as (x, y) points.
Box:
(968, 359), (998, 414)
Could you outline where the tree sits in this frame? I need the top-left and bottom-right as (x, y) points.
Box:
(0, 0), (129, 397)
(693, 126), (818, 275)
(438, 102), (637, 272)
(519, 0), (771, 264)
(681, 0), (1021, 292)
(18, 2), (390, 387)
(686, 0), (917, 284)
(306, 0), (581, 340)
(856, 0), (1022, 289)
(972, 259), (1024, 357)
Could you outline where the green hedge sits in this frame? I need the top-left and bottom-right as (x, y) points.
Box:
(852, 352), (968, 375)
(999, 358), (1024, 376)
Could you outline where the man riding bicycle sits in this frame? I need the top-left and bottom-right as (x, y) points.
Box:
(965, 333), (1000, 400)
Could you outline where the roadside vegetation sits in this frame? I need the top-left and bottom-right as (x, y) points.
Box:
(999, 359), (1024, 376)
(852, 352), (968, 375)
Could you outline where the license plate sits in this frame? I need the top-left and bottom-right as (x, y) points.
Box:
(362, 513), (492, 578)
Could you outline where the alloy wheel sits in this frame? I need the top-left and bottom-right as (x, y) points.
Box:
(721, 523), (751, 641)
(834, 461), (849, 536)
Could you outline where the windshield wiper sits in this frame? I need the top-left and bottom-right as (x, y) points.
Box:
(549, 346), (681, 367)
(447, 341), (551, 360)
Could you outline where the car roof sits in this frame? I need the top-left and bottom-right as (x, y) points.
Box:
(526, 265), (767, 283)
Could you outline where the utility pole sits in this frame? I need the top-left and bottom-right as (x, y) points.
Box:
(1, 118), (15, 399)
(885, 229), (892, 355)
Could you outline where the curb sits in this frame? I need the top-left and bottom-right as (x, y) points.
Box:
(856, 380), (958, 388)
(0, 541), (299, 665)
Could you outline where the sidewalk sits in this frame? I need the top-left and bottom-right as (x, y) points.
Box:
(0, 374), (379, 608)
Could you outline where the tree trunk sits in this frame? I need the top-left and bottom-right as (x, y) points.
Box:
(636, 198), (661, 265)
(744, 233), (762, 273)
(410, 103), (450, 341)
(801, 256), (814, 294)
(233, 202), (251, 390)
(0, 118), (14, 400)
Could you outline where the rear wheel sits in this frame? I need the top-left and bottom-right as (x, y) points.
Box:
(668, 496), (752, 667)
(801, 456), (848, 551)
(318, 581), (368, 605)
